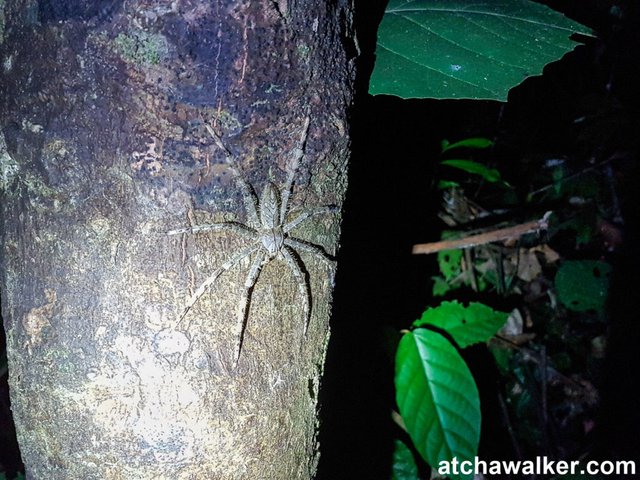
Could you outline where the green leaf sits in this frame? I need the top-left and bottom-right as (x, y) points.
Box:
(555, 260), (611, 312)
(437, 179), (460, 189)
(489, 346), (513, 375)
(413, 301), (509, 348)
(437, 249), (463, 281)
(396, 329), (480, 480)
(370, 0), (592, 100)
(562, 213), (596, 247)
(441, 159), (502, 183)
(432, 276), (453, 297)
(390, 439), (420, 480)
(441, 137), (494, 152)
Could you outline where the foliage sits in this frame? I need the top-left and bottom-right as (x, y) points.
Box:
(395, 302), (508, 479)
(441, 138), (493, 153)
(415, 302), (507, 349)
(440, 159), (502, 185)
(555, 260), (611, 312)
(371, 2), (598, 477)
(437, 135), (509, 190)
(390, 440), (419, 480)
(0, 473), (24, 480)
(370, 0), (591, 100)
(433, 248), (463, 296)
(403, 130), (615, 477)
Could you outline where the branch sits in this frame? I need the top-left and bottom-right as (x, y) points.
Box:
(412, 212), (551, 255)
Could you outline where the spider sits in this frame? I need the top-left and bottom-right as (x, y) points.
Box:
(168, 118), (335, 364)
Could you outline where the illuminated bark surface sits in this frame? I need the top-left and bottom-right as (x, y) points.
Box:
(0, 1), (356, 478)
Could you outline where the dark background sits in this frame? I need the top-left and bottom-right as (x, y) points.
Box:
(317, 1), (640, 479)
(2, 1), (640, 478)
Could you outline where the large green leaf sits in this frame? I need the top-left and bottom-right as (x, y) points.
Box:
(370, 0), (591, 100)
(413, 301), (508, 348)
(395, 329), (480, 480)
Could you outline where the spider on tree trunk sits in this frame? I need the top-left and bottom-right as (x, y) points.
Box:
(168, 117), (336, 365)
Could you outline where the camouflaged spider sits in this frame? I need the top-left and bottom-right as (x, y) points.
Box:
(168, 118), (335, 363)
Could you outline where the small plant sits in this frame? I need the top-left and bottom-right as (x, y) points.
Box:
(369, 2), (600, 479)
(394, 302), (508, 480)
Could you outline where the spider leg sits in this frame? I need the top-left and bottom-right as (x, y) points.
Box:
(168, 222), (257, 240)
(205, 123), (260, 226)
(234, 176), (260, 227)
(234, 250), (268, 365)
(177, 244), (259, 328)
(281, 245), (312, 336)
(284, 237), (335, 267)
(280, 115), (310, 222)
(283, 206), (337, 233)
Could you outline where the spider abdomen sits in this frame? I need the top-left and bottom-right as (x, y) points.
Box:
(259, 183), (282, 229)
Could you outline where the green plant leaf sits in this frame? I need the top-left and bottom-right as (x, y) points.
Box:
(441, 137), (494, 152)
(437, 179), (460, 189)
(441, 159), (502, 183)
(489, 346), (513, 375)
(370, 0), (591, 100)
(390, 439), (420, 480)
(396, 329), (480, 480)
(432, 275), (453, 297)
(413, 301), (509, 348)
(437, 249), (463, 281)
(555, 260), (611, 312)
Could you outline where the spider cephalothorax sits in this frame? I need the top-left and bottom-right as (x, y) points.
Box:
(168, 118), (335, 364)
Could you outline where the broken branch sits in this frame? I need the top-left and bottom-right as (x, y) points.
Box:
(412, 212), (551, 255)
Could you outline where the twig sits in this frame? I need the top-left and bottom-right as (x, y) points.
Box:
(412, 212), (551, 255)
(463, 248), (478, 291)
(391, 410), (407, 433)
(494, 335), (585, 391)
(526, 157), (616, 199)
(498, 391), (524, 461)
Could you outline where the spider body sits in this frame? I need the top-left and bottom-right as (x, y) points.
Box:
(259, 183), (285, 255)
(169, 119), (335, 365)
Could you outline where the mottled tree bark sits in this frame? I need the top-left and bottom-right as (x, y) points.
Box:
(0, 1), (356, 478)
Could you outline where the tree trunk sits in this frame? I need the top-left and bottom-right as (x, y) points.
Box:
(0, 1), (356, 478)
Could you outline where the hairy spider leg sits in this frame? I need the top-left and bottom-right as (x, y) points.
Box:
(283, 237), (334, 266)
(280, 116), (311, 223)
(167, 221), (257, 238)
(283, 206), (338, 233)
(234, 249), (268, 364)
(281, 245), (312, 335)
(205, 123), (260, 227)
(177, 244), (260, 328)
(235, 175), (260, 227)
